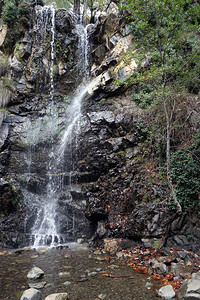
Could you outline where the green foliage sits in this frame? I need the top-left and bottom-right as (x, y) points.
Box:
(1, 0), (32, 53)
(116, 151), (125, 157)
(170, 135), (200, 211)
(132, 83), (154, 108)
(1, 0), (18, 25)
(124, 0), (200, 94)
(44, 0), (72, 9)
(36, 0), (45, 5)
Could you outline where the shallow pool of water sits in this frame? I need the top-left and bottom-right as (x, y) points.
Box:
(0, 244), (161, 299)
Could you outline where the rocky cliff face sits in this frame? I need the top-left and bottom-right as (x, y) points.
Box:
(0, 2), (199, 250)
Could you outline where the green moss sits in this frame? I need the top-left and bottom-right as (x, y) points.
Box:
(100, 98), (107, 102)
(152, 240), (160, 249)
(121, 172), (128, 178)
(116, 151), (125, 157)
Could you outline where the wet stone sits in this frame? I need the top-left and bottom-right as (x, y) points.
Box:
(152, 261), (168, 274)
(158, 285), (176, 299)
(95, 256), (105, 261)
(27, 267), (44, 280)
(44, 293), (69, 300)
(63, 281), (71, 286)
(93, 268), (102, 272)
(20, 288), (41, 300)
(58, 271), (70, 277)
(98, 294), (107, 299)
(88, 271), (98, 276)
(28, 281), (46, 289)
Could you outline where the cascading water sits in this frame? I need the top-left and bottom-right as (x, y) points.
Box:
(50, 6), (56, 101)
(76, 23), (90, 78)
(27, 6), (92, 247)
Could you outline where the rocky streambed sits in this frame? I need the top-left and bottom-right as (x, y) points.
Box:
(1, 240), (200, 299)
(0, 243), (160, 300)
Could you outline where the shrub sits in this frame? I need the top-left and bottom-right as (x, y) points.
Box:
(170, 135), (200, 211)
(132, 83), (154, 109)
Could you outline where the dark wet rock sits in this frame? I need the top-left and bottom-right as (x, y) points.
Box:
(20, 288), (41, 300)
(27, 267), (44, 280)
(173, 235), (190, 246)
(0, 179), (22, 214)
(177, 250), (188, 260)
(55, 9), (76, 33)
(18, 40), (32, 60)
(158, 285), (175, 299)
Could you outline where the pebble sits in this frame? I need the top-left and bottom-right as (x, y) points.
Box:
(93, 268), (102, 272)
(93, 250), (102, 255)
(106, 264), (119, 269)
(63, 281), (71, 286)
(98, 294), (106, 299)
(145, 282), (153, 289)
(59, 272), (70, 277)
(88, 271), (98, 277)
(30, 255), (39, 259)
(95, 256), (105, 261)
(64, 254), (71, 259)
(116, 251), (124, 259)
(77, 238), (84, 244)
(37, 249), (48, 255)
(77, 246), (88, 251)
(63, 265), (72, 269)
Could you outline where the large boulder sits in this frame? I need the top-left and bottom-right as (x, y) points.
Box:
(178, 272), (200, 299)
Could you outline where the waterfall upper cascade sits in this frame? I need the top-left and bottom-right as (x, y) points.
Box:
(25, 5), (92, 248)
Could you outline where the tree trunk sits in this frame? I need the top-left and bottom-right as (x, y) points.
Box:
(163, 94), (182, 213)
(158, 82), (182, 249)
(74, 0), (80, 15)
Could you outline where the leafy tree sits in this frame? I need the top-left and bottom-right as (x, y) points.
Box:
(74, 0), (80, 14)
(0, 0), (34, 53)
(123, 0), (200, 217)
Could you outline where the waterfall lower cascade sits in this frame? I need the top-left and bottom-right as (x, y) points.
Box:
(27, 6), (91, 248)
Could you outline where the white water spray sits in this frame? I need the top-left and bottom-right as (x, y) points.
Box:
(50, 6), (56, 101)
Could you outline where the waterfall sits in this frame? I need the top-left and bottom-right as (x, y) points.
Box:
(28, 6), (91, 248)
(50, 6), (56, 101)
(31, 83), (90, 247)
(35, 5), (56, 98)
